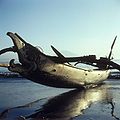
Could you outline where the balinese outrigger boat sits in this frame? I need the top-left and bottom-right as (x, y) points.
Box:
(0, 32), (119, 88)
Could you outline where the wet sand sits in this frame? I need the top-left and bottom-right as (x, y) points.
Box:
(0, 78), (120, 120)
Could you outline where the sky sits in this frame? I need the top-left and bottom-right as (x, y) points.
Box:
(0, 0), (120, 61)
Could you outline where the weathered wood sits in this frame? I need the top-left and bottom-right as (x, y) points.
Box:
(0, 63), (9, 67)
(0, 32), (118, 88)
(3, 32), (110, 88)
(0, 47), (15, 55)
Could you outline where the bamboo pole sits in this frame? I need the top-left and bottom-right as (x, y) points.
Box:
(0, 47), (15, 55)
(0, 63), (9, 68)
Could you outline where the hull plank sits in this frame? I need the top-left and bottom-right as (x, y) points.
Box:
(21, 63), (110, 88)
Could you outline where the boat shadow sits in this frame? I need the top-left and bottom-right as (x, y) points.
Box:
(0, 84), (112, 120)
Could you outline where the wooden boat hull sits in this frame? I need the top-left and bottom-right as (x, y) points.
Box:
(4, 32), (110, 88)
(21, 63), (110, 88)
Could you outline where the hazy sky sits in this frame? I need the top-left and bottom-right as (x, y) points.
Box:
(0, 0), (120, 60)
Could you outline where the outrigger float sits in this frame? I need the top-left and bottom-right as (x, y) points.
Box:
(0, 32), (119, 88)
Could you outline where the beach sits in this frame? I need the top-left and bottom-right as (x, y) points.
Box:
(0, 78), (120, 120)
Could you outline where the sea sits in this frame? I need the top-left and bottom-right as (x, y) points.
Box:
(0, 68), (120, 120)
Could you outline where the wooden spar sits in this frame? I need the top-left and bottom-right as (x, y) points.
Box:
(108, 36), (117, 60)
(0, 47), (15, 68)
(0, 63), (9, 67)
(0, 47), (16, 55)
(51, 45), (71, 65)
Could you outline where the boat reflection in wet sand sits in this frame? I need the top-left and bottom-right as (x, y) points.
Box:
(24, 85), (111, 120)
(0, 84), (112, 120)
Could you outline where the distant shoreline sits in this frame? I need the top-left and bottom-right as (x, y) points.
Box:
(0, 72), (22, 78)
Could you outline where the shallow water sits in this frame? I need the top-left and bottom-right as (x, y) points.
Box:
(0, 78), (120, 120)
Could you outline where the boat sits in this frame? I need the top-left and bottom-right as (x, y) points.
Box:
(0, 32), (119, 88)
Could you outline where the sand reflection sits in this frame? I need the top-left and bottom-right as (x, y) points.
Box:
(0, 84), (113, 120)
(23, 85), (111, 120)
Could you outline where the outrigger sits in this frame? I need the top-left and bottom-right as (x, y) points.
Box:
(0, 32), (119, 88)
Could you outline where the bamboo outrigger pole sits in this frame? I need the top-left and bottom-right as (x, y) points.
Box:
(0, 63), (9, 67)
(0, 46), (16, 68)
